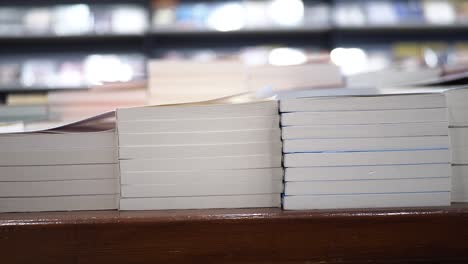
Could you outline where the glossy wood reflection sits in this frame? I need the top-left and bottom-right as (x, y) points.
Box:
(1, 205), (468, 263)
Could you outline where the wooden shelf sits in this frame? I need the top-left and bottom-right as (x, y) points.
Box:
(2, 204), (468, 263)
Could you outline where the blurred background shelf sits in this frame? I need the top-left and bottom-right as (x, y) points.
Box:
(1, 0), (468, 126)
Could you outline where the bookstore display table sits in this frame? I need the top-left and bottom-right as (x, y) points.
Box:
(1, 205), (468, 263)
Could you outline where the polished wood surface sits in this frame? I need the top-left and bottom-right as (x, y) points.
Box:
(2, 204), (468, 263)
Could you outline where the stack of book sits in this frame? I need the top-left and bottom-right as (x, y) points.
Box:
(0, 119), (119, 212)
(446, 88), (468, 202)
(280, 93), (451, 210)
(147, 60), (248, 105)
(117, 100), (283, 210)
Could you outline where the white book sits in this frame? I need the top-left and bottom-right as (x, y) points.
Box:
(117, 101), (278, 121)
(452, 165), (468, 202)
(119, 141), (282, 159)
(283, 192), (450, 210)
(283, 136), (449, 153)
(0, 164), (118, 182)
(450, 127), (468, 147)
(285, 177), (449, 195)
(0, 195), (118, 213)
(0, 148), (117, 166)
(445, 87), (468, 109)
(452, 147), (468, 164)
(282, 122), (449, 139)
(120, 194), (281, 210)
(0, 179), (119, 197)
(284, 149), (450, 167)
(285, 164), (451, 181)
(121, 168), (284, 185)
(445, 88), (468, 126)
(121, 181), (283, 198)
(280, 94), (445, 112)
(448, 106), (468, 126)
(281, 108), (447, 126)
(0, 131), (115, 151)
(120, 154), (282, 172)
(117, 115), (280, 133)
(118, 129), (281, 146)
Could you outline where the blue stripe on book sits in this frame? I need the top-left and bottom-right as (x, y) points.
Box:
(284, 148), (449, 154)
(284, 191), (450, 197)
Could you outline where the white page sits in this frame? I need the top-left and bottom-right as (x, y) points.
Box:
(119, 141), (282, 159)
(451, 147), (468, 164)
(450, 127), (468, 148)
(117, 115), (280, 133)
(284, 149), (450, 167)
(280, 93), (445, 112)
(118, 129), (281, 146)
(285, 164), (451, 181)
(283, 192), (450, 210)
(121, 181), (283, 198)
(283, 136), (449, 153)
(120, 154), (282, 172)
(121, 168), (284, 185)
(281, 108), (448, 126)
(0, 131), (115, 151)
(452, 165), (468, 202)
(120, 194), (281, 210)
(0, 179), (119, 197)
(285, 177), (449, 195)
(282, 122), (448, 139)
(0, 164), (118, 181)
(0, 195), (118, 213)
(117, 101), (278, 121)
(0, 148), (117, 166)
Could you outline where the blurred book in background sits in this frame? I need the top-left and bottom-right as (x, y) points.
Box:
(333, 1), (366, 27)
(0, 3), (147, 37)
(7, 93), (47, 105)
(0, 53), (146, 132)
(148, 60), (247, 105)
(303, 2), (330, 28)
(365, 1), (399, 25)
(147, 46), (342, 104)
(48, 80), (147, 122)
(423, 0), (456, 25)
(0, 53), (145, 90)
(393, 0), (425, 25)
(2, 0), (468, 36)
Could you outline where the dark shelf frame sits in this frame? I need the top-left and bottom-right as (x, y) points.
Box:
(2, 25), (468, 54)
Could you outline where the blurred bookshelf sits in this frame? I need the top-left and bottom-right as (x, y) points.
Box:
(0, 0), (467, 61)
(1, 0), (468, 126)
(0, 0), (467, 62)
